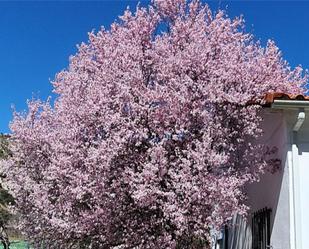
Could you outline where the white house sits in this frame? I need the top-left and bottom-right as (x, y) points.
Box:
(214, 93), (309, 249)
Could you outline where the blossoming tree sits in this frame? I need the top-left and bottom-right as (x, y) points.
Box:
(3, 0), (307, 248)
(0, 135), (14, 249)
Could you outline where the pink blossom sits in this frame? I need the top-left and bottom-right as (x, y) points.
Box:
(2, 0), (307, 248)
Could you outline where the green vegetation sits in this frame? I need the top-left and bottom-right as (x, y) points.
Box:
(0, 241), (31, 249)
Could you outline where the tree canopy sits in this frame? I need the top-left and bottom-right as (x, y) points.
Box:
(0, 135), (14, 249)
(3, 0), (307, 248)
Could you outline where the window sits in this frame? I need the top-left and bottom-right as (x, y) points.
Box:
(252, 208), (272, 249)
(214, 208), (271, 249)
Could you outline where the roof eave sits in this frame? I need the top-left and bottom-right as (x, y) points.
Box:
(271, 99), (309, 109)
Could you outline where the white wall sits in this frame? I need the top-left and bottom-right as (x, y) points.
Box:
(297, 147), (309, 249)
(287, 110), (309, 249)
(228, 107), (309, 249)
(245, 109), (291, 249)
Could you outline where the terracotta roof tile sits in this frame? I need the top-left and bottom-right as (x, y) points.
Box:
(263, 92), (309, 107)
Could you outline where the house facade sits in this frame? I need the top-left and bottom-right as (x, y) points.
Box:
(213, 93), (309, 249)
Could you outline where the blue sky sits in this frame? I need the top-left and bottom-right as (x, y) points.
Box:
(1, 1), (309, 133)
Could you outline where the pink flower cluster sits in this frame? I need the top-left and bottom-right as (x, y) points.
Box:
(3, 0), (307, 248)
